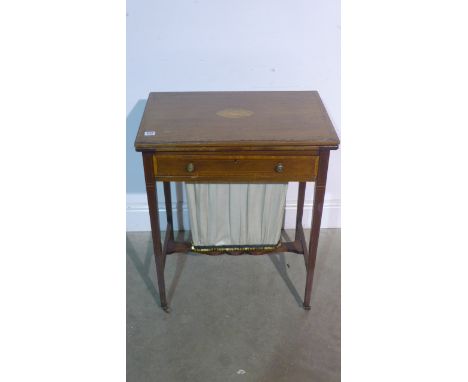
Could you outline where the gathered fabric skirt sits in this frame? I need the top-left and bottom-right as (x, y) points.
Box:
(186, 183), (288, 249)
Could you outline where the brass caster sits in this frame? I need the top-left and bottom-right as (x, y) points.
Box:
(162, 304), (170, 313)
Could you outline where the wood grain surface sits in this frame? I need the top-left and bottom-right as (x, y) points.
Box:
(153, 153), (319, 182)
(134, 91), (339, 152)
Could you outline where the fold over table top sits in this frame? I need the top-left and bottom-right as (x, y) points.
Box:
(135, 91), (339, 152)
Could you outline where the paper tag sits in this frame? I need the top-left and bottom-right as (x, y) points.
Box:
(144, 131), (156, 136)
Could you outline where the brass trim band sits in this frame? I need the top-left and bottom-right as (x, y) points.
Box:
(191, 241), (281, 253)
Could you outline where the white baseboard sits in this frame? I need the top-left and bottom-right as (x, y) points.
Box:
(126, 193), (340, 232)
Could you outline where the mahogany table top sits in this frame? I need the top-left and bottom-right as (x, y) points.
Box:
(135, 91), (339, 152)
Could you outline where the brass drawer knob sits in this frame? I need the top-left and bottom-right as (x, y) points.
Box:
(186, 163), (195, 173)
(275, 163), (284, 173)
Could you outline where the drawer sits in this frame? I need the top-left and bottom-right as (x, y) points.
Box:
(153, 154), (319, 182)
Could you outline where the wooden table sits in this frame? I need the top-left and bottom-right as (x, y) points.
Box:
(134, 91), (339, 311)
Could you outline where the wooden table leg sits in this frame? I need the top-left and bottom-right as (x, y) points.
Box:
(303, 150), (330, 310)
(142, 152), (168, 310)
(295, 182), (306, 242)
(163, 182), (174, 240)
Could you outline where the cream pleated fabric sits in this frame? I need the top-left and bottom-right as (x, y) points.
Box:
(186, 183), (288, 247)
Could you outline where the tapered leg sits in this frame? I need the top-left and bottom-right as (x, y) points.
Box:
(163, 182), (174, 240)
(303, 150), (330, 310)
(295, 182), (306, 241)
(142, 152), (168, 310)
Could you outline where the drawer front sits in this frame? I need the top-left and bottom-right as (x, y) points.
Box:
(153, 154), (318, 182)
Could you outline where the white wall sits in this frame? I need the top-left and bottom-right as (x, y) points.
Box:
(126, 0), (341, 231)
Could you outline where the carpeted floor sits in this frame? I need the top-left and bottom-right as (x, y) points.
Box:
(127, 228), (340, 382)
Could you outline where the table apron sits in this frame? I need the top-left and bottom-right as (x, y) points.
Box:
(152, 153), (319, 182)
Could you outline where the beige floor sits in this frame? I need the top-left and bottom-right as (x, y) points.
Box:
(127, 228), (340, 382)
